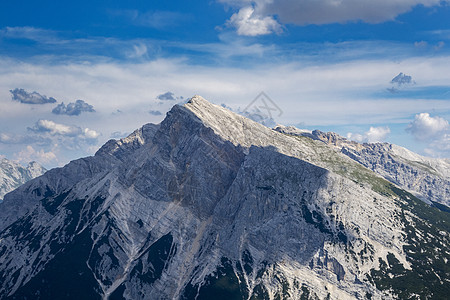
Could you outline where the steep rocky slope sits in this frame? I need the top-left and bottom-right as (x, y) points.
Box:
(275, 125), (450, 207)
(0, 158), (46, 201)
(0, 96), (448, 299)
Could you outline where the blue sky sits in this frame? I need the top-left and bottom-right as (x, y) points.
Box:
(0, 0), (450, 168)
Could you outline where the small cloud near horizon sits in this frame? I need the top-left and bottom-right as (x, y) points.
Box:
(52, 99), (95, 116)
(156, 91), (177, 101)
(10, 88), (57, 104)
(149, 110), (162, 116)
(406, 113), (450, 157)
(347, 126), (391, 143)
(156, 91), (184, 104)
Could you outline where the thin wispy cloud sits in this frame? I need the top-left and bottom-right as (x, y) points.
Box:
(0, 0), (449, 166)
(126, 43), (149, 59)
(1, 55), (450, 166)
(0, 26), (59, 43)
(0, 132), (46, 145)
(110, 9), (192, 29)
(391, 73), (415, 86)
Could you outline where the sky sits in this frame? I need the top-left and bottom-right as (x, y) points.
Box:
(0, 0), (450, 168)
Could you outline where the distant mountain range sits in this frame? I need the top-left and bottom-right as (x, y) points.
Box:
(0, 158), (46, 201)
(0, 96), (448, 299)
(274, 125), (450, 208)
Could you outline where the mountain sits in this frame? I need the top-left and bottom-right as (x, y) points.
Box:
(0, 96), (449, 299)
(274, 126), (450, 208)
(0, 158), (46, 202)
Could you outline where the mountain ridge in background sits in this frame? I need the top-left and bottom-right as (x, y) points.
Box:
(274, 125), (450, 208)
(0, 158), (46, 202)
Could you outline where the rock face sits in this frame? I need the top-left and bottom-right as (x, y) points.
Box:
(275, 125), (450, 207)
(0, 158), (46, 201)
(0, 96), (449, 299)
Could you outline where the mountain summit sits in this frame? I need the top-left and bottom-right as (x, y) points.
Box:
(0, 96), (448, 299)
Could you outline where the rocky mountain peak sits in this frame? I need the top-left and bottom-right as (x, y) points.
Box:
(0, 96), (448, 299)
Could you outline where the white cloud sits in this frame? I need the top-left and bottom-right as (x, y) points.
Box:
(406, 113), (450, 157)
(84, 128), (100, 140)
(347, 126), (391, 143)
(406, 113), (449, 141)
(26, 120), (100, 149)
(1, 50), (450, 165)
(366, 126), (391, 143)
(0, 133), (24, 144)
(221, 0), (447, 29)
(14, 145), (58, 165)
(30, 119), (82, 136)
(227, 6), (282, 36)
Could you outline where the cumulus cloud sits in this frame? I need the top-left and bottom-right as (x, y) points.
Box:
(387, 72), (415, 93)
(365, 126), (391, 143)
(406, 113), (450, 157)
(10, 88), (57, 104)
(227, 6), (282, 36)
(83, 128), (100, 139)
(347, 126), (391, 143)
(52, 99), (95, 116)
(14, 145), (58, 165)
(29, 119), (82, 136)
(28, 120), (99, 145)
(406, 113), (449, 141)
(220, 0), (446, 33)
